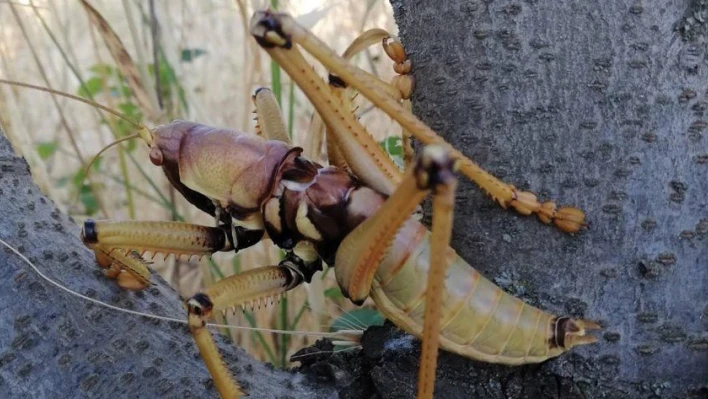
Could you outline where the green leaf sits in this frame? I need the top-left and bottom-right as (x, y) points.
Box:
(113, 102), (143, 151)
(79, 184), (99, 215)
(56, 176), (70, 188)
(330, 308), (383, 332)
(77, 76), (105, 98)
(117, 102), (140, 118)
(72, 168), (86, 188)
(380, 136), (403, 157)
(36, 141), (57, 160)
(180, 48), (207, 62)
(324, 287), (344, 300)
(116, 120), (138, 152)
(109, 84), (133, 98)
(88, 63), (115, 76)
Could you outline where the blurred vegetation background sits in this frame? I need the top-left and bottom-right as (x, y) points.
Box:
(0, 0), (403, 367)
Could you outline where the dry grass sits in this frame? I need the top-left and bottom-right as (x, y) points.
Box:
(0, 0), (400, 365)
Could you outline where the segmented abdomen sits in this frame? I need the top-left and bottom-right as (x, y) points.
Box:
(370, 218), (566, 365)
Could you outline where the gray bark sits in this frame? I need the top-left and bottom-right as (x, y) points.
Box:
(383, 0), (707, 397)
(0, 130), (334, 398)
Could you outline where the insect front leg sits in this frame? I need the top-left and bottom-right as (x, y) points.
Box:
(81, 219), (263, 290)
(324, 29), (415, 169)
(252, 87), (291, 144)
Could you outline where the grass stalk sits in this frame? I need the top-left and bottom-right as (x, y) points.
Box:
(270, 0), (282, 106)
(287, 80), (295, 139)
(122, 0), (160, 110)
(28, 1), (143, 218)
(9, 2), (111, 217)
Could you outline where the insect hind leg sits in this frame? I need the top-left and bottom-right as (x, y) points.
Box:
(253, 11), (587, 233)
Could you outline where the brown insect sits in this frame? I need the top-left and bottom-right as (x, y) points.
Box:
(2, 8), (599, 399)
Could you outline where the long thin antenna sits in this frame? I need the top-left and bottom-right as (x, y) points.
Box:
(82, 132), (140, 182)
(0, 236), (360, 339)
(0, 79), (143, 128)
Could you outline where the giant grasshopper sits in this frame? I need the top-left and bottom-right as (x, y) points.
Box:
(1, 6), (599, 399)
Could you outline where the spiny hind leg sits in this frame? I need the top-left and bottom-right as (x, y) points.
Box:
(417, 147), (456, 399)
(80, 219), (263, 290)
(324, 29), (412, 173)
(253, 16), (402, 195)
(186, 252), (310, 399)
(330, 144), (456, 398)
(251, 11), (586, 233)
(325, 29), (397, 170)
(332, 145), (452, 303)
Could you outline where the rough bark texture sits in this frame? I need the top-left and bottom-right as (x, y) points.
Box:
(2, 1), (708, 398)
(375, 0), (705, 397)
(0, 131), (334, 398)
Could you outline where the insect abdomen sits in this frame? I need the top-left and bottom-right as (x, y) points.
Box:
(370, 218), (592, 365)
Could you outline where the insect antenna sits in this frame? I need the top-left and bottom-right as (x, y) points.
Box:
(289, 344), (362, 363)
(0, 236), (363, 342)
(82, 132), (140, 181)
(1, 79), (155, 189)
(1, 79), (142, 128)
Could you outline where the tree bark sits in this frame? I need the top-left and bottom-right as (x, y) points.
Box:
(371, 0), (705, 397)
(0, 130), (334, 398)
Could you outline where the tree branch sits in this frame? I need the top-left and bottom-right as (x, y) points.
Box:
(0, 130), (334, 398)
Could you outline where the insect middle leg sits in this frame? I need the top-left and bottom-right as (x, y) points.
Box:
(185, 251), (310, 399)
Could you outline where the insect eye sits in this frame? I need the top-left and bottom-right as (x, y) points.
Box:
(149, 146), (164, 166)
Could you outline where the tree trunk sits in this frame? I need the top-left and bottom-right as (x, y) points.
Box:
(371, 0), (705, 397)
(0, 130), (335, 398)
